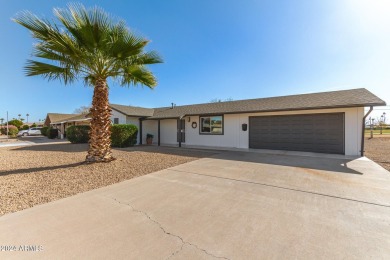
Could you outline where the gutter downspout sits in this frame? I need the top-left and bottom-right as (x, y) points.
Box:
(361, 106), (373, 156)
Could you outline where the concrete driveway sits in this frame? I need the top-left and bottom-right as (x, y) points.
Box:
(1, 150), (389, 259)
(0, 136), (68, 148)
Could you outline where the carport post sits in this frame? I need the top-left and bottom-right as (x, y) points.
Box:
(139, 118), (143, 145)
(178, 117), (182, 148)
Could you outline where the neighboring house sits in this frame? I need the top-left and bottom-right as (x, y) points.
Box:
(45, 113), (91, 139)
(44, 113), (79, 126)
(45, 88), (386, 156)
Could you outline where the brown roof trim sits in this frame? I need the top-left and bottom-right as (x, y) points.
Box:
(143, 116), (181, 120)
(110, 106), (146, 117)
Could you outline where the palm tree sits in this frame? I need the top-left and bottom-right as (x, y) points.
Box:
(0, 118), (4, 126)
(18, 114), (21, 120)
(26, 113), (30, 123)
(14, 4), (162, 162)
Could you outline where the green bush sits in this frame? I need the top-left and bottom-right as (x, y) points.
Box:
(31, 123), (37, 127)
(0, 125), (19, 137)
(111, 124), (138, 148)
(66, 125), (90, 143)
(7, 119), (23, 129)
(47, 127), (59, 139)
(21, 125), (29, 130)
(41, 126), (49, 136)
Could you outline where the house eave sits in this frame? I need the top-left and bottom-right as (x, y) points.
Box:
(146, 103), (386, 120)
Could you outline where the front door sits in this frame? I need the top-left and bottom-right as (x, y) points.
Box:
(177, 119), (185, 143)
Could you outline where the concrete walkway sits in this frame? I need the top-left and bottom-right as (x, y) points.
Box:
(0, 151), (389, 259)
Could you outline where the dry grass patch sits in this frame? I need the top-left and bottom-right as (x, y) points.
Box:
(0, 144), (216, 216)
(365, 137), (390, 172)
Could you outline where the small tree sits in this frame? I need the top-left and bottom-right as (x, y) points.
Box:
(74, 105), (91, 115)
(7, 119), (23, 129)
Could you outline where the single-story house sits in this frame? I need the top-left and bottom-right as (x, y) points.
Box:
(45, 113), (90, 138)
(44, 113), (79, 126)
(111, 88), (385, 156)
(46, 88), (386, 156)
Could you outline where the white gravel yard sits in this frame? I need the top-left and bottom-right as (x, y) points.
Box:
(0, 143), (216, 216)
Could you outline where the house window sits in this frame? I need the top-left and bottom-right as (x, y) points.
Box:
(200, 116), (223, 134)
(113, 118), (119, 124)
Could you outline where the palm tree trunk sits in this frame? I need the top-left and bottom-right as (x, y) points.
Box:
(86, 78), (114, 163)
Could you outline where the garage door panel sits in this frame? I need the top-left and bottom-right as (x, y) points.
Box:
(249, 113), (344, 154)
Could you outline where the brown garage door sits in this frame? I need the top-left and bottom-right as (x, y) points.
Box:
(249, 113), (345, 154)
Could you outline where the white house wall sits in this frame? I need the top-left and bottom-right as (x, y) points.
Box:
(111, 109), (127, 124)
(148, 107), (364, 156)
(142, 120), (158, 144)
(160, 119), (177, 144)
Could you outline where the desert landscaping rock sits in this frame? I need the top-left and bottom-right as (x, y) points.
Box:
(0, 144), (215, 216)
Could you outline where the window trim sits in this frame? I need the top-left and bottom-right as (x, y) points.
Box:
(199, 115), (224, 135)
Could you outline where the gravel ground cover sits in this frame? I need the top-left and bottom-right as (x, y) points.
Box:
(365, 137), (390, 172)
(0, 144), (216, 216)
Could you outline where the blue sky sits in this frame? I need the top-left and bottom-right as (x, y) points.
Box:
(0, 0), (389, 123)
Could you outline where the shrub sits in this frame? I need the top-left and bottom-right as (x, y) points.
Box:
(41, 126), (49, 136)
(146, 133), (154, 139)
(0, 125), (19, 137)
(7, 119), (23, 129)
(47, 127), (59, 139)
(31, 123), (37, 127)
(21, 125), (30, 130)
(67, 125), (90, 143)
(111, 124), (138, 148)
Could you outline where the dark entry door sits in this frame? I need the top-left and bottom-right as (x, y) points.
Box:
(249, 113), (345, 154)
(177, 119), (185, 143)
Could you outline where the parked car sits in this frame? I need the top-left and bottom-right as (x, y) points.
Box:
(17, 127), (43, 137)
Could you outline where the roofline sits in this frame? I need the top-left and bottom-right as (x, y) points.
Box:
(147, 103), (385, 119)
(150, 88), (385, 110)
(51, 118), (91, 124)
(110, 106), (154, 117)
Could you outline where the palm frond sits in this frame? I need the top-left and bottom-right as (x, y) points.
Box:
(130, 51), (163, 65)
(13, 11), (54, 41)
(25, 60), (76, 84)
(14, 4), (162, 89)
(120, 65), (157, 88)
(55, 3), (112, 51)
